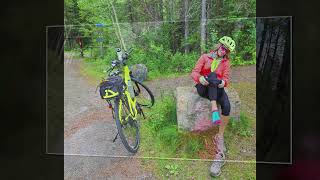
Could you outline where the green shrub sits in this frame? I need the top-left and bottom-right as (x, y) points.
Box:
(145, 95), (177, 132)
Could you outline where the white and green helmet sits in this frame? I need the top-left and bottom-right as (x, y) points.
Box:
(219, 36), (236, 52)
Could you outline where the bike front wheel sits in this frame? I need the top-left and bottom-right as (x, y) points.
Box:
(114, 97), (140, 153)
(131, 77), (155, 108)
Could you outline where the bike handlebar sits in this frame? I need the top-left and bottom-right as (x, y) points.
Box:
(105, 47), (134, 77)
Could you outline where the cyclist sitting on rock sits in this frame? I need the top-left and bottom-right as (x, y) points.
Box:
(190, 36), (235, 177)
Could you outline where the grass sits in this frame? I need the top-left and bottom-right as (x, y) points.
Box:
(228, 112), (255, 138)
(138, 90), (256, 179)
(230, 82), (256, 120)
(141, 159), (256, 179)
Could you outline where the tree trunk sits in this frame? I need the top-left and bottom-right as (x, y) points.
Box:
(270, 25), (282, 90)
(200, 0), (207, 54)
(184, 0), (190, 53)
(127, 0), (136, 33)
(170, 0), (174, 21)
(159, 0), (164, 21)
(207, 0), (212, 19)
(262, 23), (274, 74)
(278, 23), (290, 92)
(216, 0), (221, 16)
(271, 26), (281, 65)
(142, 0), (156, 22)
(257, 20), (268, 71)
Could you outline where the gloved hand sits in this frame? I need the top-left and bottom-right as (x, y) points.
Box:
(199, 76), (209, 86)
(218, 80), (225, 88)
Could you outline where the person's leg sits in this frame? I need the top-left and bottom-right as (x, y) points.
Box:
(210, 88), (231, 177)
(208, 85), (219, 111)
(211, 101), (218, 113)
(196, 83), (221, 124)
(217, 88), (231, 137)
(195, 83), (209, 99)
(206, 72), (222, 123)
(80, 48), (84, 57)
(214, 88), (231, 151)
(218, 115), (229, 135)
(195, 83), (219, 112)
(214, 114), (229, 153)
(208, 85), (221, 124)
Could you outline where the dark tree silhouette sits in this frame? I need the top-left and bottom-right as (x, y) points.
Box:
(256, 17), (291, 162)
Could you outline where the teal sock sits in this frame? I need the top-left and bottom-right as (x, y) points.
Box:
(212, 111), (221, 125)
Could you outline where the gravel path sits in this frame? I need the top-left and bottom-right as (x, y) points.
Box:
(64, 54), (154, 179)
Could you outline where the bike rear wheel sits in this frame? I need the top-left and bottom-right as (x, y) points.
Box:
(131, 77), (155, 108)
(114, 97), (140, 153)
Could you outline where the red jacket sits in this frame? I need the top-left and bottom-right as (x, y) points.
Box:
(190, 53), (231, 87)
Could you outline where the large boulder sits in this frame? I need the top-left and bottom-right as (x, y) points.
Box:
(176, 86), (241, 132)
(129, 64), (148, 82)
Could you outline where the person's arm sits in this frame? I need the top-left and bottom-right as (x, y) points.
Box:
(219, 59), (231, 88)
(191, 54), (206, 83)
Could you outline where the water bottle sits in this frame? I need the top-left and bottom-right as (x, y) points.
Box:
(127, 80), (135, 98)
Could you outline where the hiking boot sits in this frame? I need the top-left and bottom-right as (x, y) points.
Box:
(213, 134), (227, 153)
(209, 151), (226, 177)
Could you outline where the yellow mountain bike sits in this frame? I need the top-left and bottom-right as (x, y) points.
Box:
(97, 48), (154, 153)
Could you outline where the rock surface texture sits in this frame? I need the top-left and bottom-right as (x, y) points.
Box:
(176, 86), (241, 132)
